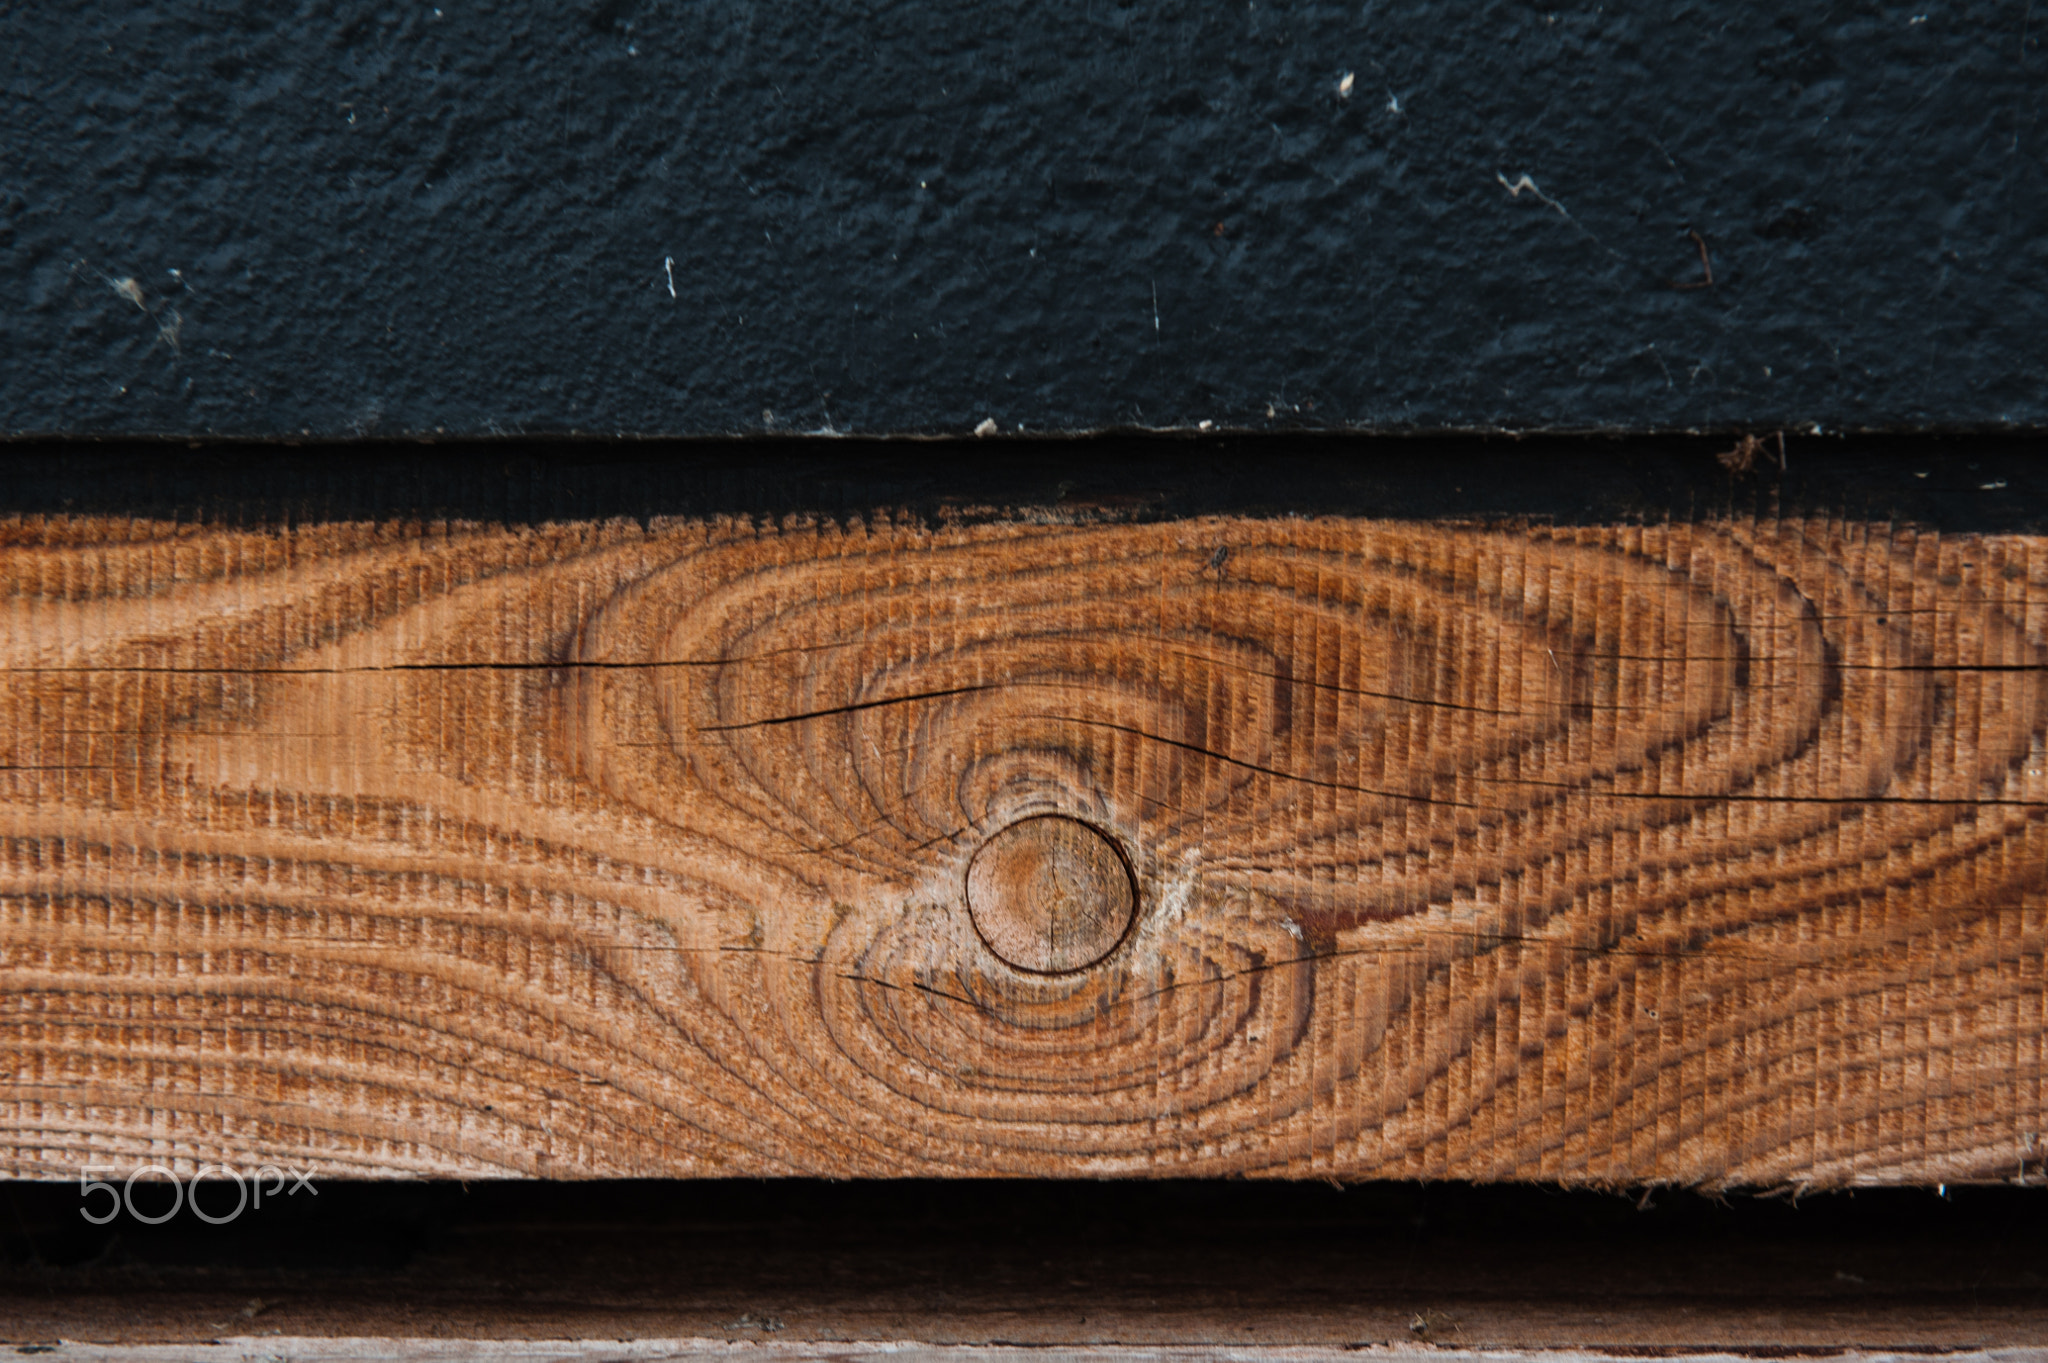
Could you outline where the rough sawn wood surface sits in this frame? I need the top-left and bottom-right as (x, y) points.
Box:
(3, 513), (2046, 1183)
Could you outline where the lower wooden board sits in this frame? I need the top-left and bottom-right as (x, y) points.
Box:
(4, 511), (2048, 1182)
(29, 1347), (2048, 1362)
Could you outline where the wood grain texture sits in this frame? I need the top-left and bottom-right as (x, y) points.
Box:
(3, 513), (2046, 1184)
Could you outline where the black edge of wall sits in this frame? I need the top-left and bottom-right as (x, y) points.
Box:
(0, 434), (2045, 532)
(4, 1178), (2045, 1276)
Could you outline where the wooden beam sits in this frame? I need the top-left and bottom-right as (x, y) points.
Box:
(27, 1345), (2048, 1362)
(4, 512), (2046, 1183)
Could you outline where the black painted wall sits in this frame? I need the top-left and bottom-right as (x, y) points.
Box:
(5, 2), (2044, 437)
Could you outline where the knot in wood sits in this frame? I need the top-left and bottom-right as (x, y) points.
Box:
(965, 816), (1136, 973)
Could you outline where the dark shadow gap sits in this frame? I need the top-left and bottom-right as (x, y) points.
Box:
(0, 431), (2043, 530)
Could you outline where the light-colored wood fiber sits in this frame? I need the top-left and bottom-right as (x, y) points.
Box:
(2, 513), (2045, 1183)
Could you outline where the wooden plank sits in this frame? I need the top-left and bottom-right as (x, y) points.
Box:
(28, 1346), (2048, 1363)
(3, 511), (2047, 1183)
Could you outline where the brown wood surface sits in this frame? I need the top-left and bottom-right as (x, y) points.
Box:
(3, 513), (2046, 1183)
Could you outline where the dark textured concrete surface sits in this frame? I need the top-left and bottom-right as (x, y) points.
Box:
(5, 2), (2044, 436)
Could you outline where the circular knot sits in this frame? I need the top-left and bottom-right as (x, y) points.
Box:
(965, 816), (1136, 973)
